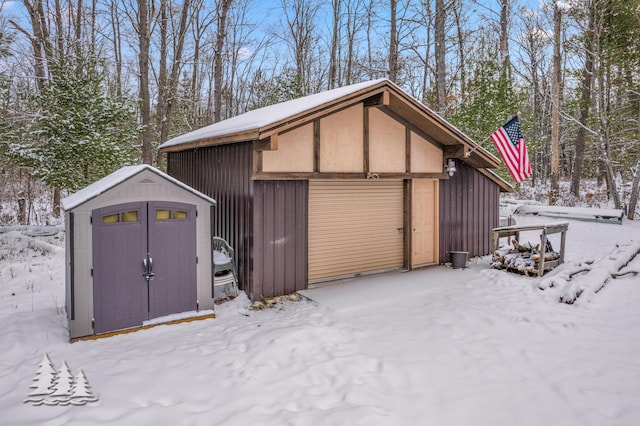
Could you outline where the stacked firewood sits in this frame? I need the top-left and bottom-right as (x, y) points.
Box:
(492, 239), (559, 276)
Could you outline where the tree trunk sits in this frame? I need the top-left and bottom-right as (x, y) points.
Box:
(328, 0), (340, 89)
(421, 1), (433, 104)
(570, 1), (595, 198)
(53, 0), (65, 63)
(499, 0), (509, 71)
(549, 3), (562, 205)
(594, 36), (621, 210)
(18, 198), (27, 224)
(156, 0), (168, 143)
(344, 0), (361, 85)
(214, 0), (232, 122)
(388, 0), (398, 82)
(453, 0), (465, 97)
(53, 188), (60, 218)
(628, 152), (640, 220)
(138, 0), (152, 165)
(14, 0), (51, 90)
(155, 0), (193, 166)
(366, 0), (374, 79)
(434, 0), (446, 117)
(110, 0), (123, 99)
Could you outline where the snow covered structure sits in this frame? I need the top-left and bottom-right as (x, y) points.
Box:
(159, 79), (512, 301)
(62, 165), (216, 340)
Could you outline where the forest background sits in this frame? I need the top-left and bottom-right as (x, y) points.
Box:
(0, 0), (639, 224)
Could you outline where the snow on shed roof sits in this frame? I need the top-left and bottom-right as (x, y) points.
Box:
(160, 79), (388, 149)
(61, 164), (216, 211)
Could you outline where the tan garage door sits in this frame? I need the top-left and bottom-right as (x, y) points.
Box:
(308, 180), (404, 282)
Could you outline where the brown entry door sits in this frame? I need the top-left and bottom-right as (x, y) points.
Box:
(412, 179), (438, 266)
(92, 202), (197, 334)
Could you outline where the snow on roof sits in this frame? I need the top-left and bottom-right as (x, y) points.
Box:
(160, 78), (388, 149)
(61, 164), (216, 211)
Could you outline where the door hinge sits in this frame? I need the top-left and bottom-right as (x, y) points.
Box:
(196, 256), (198, 264)
(91, 318), (95, 329)
(196, 209), (198, 217)
(90, 216), (92, 224)
(196, 300), (199, 311)
(90, 267), (93, 277)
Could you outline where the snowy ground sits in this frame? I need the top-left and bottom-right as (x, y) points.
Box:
(1, 215), (640, 425)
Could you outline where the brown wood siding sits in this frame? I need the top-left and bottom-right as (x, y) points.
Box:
(439, 162), (499, 263)
(167, 142), (254, 296)
(253, 181), (308, 298)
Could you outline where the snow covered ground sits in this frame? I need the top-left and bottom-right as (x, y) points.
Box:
(1, 215), (640, 425)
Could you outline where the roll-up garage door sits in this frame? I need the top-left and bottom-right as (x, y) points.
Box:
(308, 180), (404, 282)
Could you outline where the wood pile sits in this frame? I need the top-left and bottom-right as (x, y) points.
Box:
(492, 239), (560, 276)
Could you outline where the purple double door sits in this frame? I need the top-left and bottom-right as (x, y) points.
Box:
(92, 201), (197, 334)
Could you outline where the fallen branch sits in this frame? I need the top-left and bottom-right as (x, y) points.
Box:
(538, 243), (640, 304)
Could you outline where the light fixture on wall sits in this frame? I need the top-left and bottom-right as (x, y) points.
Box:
(445, 159), (457, 177)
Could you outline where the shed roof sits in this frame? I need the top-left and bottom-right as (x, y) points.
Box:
(158, 79), (501, 171)
(62, 164), (216, 211)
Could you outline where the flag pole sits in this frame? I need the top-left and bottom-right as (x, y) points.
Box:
(464, 135), (491, 158)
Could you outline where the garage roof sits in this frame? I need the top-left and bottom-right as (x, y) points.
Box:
(158, 79), (501, 170)
(160, 79), (388, 150)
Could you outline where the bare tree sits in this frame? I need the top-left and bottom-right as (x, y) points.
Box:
(155, 0), (194, 158)
(10, 1), (51, 89)
(451, 0), (467, 97)
(109, 0), (124, 99)
(328, 0), (341, 89)
(214, 0), (233, 122)
(549, 1), (561, 205)
(499, 0), (510, 70)
(342, 0), (368, 85)
(629, 109), (640, 218)
(279, 0), (319, 94)
(434, 0), (446, 116)
(570, 0), (596, 197)
(389, 0), (398, 81)
(137, 0), (153, 164)
(515, 5), (552, 183)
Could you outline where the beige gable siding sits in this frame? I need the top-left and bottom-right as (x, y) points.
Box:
(319, 104), (364, 172)
(262, 123), (314, 172)
(410, 131), (443, 173)
(368, 108), (406, 173)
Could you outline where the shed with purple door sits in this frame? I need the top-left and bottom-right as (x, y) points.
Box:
(62, 165), (216, 340)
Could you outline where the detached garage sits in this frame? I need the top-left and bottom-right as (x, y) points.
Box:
(159, 79), (511, 301)
(62, 165), (216, 340)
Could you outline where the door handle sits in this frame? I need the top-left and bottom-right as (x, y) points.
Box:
(143, 253), (155, 281)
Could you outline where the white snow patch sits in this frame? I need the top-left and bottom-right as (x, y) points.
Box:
(539, 242), (640, 304)
(1, 217), (640, 425)
(515, 204), (624, 223)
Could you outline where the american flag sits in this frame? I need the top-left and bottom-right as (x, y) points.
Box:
(490, 115), (532, 183)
